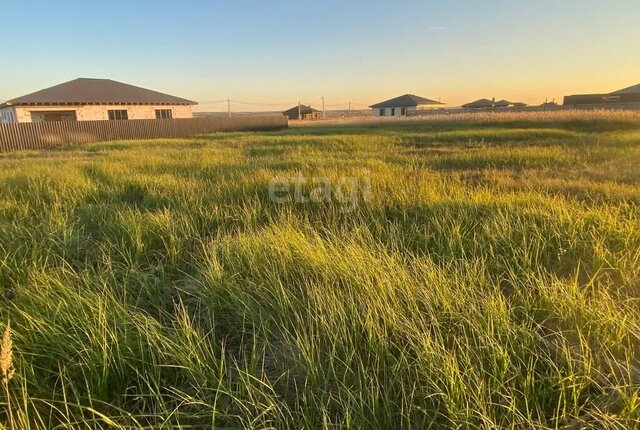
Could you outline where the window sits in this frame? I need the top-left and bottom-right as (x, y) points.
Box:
(401, 108), (406, 116)
(379, 108), (385, 116)
(155, 109), (172, 119)
(0, 110), (14, 123)
(108, 110), (128, 120)
(391, 108), (396, 116)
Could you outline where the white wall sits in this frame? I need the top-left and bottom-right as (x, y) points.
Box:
(11, 105), (194, 123)
(371, 107), (409, 117)
(370, 105), (443, 117)
(416, 104), (443, 110)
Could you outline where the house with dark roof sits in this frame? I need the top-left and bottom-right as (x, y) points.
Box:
(462, 98), (527, 109)
(370, 94), (444, 117)
(564, 83), (640, 107)
(462, 98), (494, 109)
(494, 100), (511, 108)
(282, 104), (320, 120)
(0, 78), (197, 123)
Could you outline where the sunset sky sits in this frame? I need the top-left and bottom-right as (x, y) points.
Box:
(1, 0), (638, 111)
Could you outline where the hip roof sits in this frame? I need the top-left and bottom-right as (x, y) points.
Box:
(4, 78), (197, 106)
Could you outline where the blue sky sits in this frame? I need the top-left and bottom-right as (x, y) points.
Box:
(1, 0), (638, 111)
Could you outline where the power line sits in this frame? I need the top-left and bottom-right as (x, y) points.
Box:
(323, 100), (369, 106)
(230, 100), (296, 107)
(196, 97), (372, 112)
(197, 100), (230, 106)
(307, 97), (323, 106)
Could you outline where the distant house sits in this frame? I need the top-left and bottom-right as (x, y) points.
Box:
(564, 83), (640, 107)
(283, 105), (320, 120)
(493, 100), (512, 108)
(462, 98), (526, 109)
(462, 99), (495, 109)
(563, 94), (608, 105)
(539, 101), (560, 109)
(370, 94), (444, 117)
(0, 78), (196, 123)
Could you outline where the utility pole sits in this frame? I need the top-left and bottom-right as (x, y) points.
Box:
(322, 96), (325, 119)
(298, 101), (302, 120)
(227, 99), (231, 118)
(348, 101), (351, 113)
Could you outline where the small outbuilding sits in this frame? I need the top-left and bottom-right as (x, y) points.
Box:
(370, 94), (444, 117)
(283, 105), (320, 120)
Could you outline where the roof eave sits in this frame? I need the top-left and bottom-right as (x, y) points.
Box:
(4, 78), (197, 106)
(8, 101), (197, 106)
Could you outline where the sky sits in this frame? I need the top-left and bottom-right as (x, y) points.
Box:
(1, 0), (639, 111)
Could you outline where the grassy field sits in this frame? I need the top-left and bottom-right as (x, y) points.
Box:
(0, 112), (639, 429)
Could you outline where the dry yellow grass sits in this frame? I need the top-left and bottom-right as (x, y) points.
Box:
(1, 322), (13, 385)
(290, 109), (640, 127)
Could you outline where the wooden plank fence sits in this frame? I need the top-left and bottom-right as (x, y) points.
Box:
(0, 115), (287, 153)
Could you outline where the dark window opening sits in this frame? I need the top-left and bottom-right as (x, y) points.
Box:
(391, 108), (396, 116)
(401, 108), (406, 116)
(155, 109), (173, 119)
(379, 108), (385, 116)
(108, 110), (128, 120)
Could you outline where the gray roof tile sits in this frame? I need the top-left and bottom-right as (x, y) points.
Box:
(370, 94), (443, 108)
(4, 78), (196, 106)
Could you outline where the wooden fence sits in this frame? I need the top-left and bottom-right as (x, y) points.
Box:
(0, 115), (287, 153)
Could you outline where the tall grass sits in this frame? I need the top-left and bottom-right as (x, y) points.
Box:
(291, 108), (640, 130)
(0, 115), (639, 428)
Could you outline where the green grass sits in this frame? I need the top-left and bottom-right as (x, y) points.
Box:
(0, 115), (639, 429)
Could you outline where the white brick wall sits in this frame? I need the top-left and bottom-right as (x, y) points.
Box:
(11, 104), (193, 123)
(371, 105), (441, 117)
(371, 107), (408, 117)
